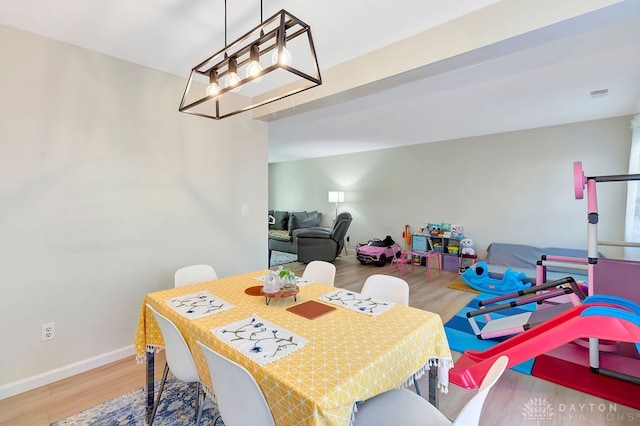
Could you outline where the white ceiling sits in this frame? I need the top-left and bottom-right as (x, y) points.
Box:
(1, 1), (640, 163)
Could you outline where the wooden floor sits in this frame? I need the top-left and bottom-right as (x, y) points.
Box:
(2, 252), (639, 425)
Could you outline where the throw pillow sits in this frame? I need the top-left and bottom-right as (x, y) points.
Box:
(289, 211), (320, 235)
(287, 211), (306, 235)
(272, 211), (289, 230)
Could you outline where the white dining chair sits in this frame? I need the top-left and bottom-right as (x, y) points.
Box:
(361, 274), (409, 306)
(301, 260), (337, 286)
(197, 341), (276, 426)
(353, 355), (509, 426)
(360, 274), (418, 392)
(147, 304), (204, 426)
(174, 264), (218, 287)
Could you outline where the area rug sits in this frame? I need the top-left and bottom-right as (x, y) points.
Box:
(447, 277), (480, 294)
(51, 377), (225, 426)
(270, 250), (298, 267)
(444, 293), (535, 374)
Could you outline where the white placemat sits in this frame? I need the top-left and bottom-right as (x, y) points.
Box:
(319, 289), (394, 316)
(213, 315), (308, 366)
(165, 291), (234, 320)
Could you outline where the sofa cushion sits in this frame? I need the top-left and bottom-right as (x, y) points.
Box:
(271, 211), (289, 230)
(268, 229), (291, 242)
(485, 243), (545, 270)
(296, 228), (332, 239)
(288, 211), (321, 235)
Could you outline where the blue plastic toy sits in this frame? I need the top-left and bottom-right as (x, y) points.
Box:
(461, 261), (531, 295)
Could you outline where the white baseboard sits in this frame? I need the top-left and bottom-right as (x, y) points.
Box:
(0, 345), (135, 400)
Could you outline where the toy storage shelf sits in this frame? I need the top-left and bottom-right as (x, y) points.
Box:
(443, 254), (459, 272)
(424, 223), (467, 272)
(430, 236), (460, 255)
(430, 236), (460, 272)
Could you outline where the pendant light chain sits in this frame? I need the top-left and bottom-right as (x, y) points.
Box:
(259, 0), (264, 37)
(224, 0), (227, 47)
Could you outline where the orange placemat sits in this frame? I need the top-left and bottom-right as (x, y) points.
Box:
(245, 285), (264, 296)
(287, 300), (336, 320)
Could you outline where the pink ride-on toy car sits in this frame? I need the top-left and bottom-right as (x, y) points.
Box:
(356, 236), (402, 266)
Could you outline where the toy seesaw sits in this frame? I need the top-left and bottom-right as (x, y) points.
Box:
(461, 261), (531, 295)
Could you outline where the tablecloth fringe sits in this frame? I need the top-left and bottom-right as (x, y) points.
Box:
(343, 358), (454, 425)
(202, 384), (218, 404)
(402, 357), (454, 394)
(350, 401), (359, 425)
(135, 345), (164, 365)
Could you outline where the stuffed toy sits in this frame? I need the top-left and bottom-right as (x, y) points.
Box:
(460, 238), (475, 256)
(451, 224), (464, 239)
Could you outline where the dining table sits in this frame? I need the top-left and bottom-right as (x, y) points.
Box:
(134, 269), (453, 426)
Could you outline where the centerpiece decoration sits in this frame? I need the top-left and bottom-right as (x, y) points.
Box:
(261, 267), (299, 304)
(277, 267), (297, 291)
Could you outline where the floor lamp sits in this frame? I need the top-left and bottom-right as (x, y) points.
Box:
(328, 191), (344, 220)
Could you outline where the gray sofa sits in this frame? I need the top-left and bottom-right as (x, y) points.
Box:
(483, 242), (596, 284)
(268, 210), (326, 262)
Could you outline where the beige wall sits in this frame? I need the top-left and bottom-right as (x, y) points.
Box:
(269, 116), (632, 259)
(0, 25), (268, 392)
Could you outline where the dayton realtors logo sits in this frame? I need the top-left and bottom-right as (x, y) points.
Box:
(522, 398), (554, 423)
(522, 398), (640, 424)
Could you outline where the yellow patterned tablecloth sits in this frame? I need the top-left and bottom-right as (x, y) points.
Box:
(134, 270), (452, 426)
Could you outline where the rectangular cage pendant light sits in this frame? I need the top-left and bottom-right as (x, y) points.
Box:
(179, 9), (322, 120)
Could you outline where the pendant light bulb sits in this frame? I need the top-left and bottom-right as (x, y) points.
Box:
(246, 45), (264, 83)
(206, 70), (221, 97)
(271, 45), (292, 66)
(225, 57), (242, 93)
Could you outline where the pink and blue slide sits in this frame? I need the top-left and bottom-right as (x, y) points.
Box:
(450, 294), (640, 389)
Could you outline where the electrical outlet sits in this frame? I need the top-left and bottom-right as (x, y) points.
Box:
(42, 323), (55, 341)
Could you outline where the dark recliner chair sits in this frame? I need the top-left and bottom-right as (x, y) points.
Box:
(296, 212), (353, 263)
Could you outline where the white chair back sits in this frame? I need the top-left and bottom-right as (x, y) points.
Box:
(301, 261), (336, 286)
(147, 304), (200, 383)
(453, 355), (509, 426)
(361, 274), (409, 306)
(175, 264), (218, 287)
(197, 341), (275, 426)
(353, 355), (509, 426)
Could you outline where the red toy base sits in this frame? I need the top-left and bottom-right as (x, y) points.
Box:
(532, 354), (640, 410)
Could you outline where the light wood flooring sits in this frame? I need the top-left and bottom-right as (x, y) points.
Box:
(2, 252), (639, 425)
